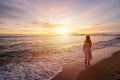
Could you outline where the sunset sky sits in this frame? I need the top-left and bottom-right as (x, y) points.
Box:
(0, 0), (120, 35)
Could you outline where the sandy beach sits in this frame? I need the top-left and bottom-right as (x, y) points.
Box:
(52, 46), (120, 80)
(76, 51), (120, 80)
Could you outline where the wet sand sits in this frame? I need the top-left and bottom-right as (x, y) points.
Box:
(52, 46), (120, 80)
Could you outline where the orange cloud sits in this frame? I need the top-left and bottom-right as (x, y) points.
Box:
(77, 21), (120, 34)
(30, 20), (63, 28)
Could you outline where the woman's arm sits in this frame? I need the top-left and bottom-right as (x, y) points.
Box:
(83, 42), (85, 51)
(90, 41), (92, 48)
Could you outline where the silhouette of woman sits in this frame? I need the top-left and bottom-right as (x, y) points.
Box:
(83, 35), (92, 68)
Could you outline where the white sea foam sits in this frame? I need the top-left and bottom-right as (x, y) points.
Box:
(0, 58), (63, 80)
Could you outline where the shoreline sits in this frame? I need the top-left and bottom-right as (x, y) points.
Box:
(52, 46), (120, 80)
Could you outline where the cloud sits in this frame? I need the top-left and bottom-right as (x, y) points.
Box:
(0, 13), (19, 18)
(79, 21), (120, 33)
(0, 0), (70, 28)
(0, 28), (38, 34)
(73, 0), (120, 26)
(91, 21), (120, 31)
(0, 21), (2, 24)
(0, 27), (11, 30)
(30, 20), (63, 28)
(0, 0), (26, 19)
(0, 21), (7, 26)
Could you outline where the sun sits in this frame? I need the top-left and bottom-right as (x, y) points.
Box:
(56, 27), (69, 35)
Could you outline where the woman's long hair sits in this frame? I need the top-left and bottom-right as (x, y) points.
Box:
(85, 35), (91, 43)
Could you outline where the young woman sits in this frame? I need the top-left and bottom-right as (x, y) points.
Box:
(83, 35), (92, 68)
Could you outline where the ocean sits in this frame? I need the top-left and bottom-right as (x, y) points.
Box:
(0, 35), (120, 80)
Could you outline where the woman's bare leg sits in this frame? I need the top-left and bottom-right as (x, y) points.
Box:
(85, 59), (88, 68)
(88, 60), (91, 68)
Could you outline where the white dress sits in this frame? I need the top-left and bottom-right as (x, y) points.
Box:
(83, 42), (92, 60)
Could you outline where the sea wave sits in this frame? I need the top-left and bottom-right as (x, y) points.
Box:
(92, 38), (120, 51)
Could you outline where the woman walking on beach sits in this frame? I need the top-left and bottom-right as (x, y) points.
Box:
(83, 35), (92, 68)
